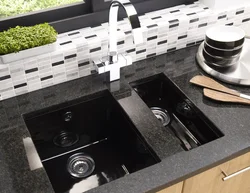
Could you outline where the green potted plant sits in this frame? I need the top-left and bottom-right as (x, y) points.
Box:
(0, 23), (57, 64)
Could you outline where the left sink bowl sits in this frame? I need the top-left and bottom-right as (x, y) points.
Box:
(23, 90), (159, 193)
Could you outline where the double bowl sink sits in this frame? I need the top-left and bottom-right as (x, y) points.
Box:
(23, 73), (223, 193)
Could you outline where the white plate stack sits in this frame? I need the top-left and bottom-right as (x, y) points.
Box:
(202, 26), (245, 69)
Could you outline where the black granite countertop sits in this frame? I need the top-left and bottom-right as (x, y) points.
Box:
(0, 45), (250, 193)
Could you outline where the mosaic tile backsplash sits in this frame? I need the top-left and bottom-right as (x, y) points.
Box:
(0, 2), (250, 101)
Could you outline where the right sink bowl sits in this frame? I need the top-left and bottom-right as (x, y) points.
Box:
(130, 73), (224, 151)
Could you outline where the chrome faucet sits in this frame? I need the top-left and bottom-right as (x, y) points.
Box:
(94, 0), (143, 82)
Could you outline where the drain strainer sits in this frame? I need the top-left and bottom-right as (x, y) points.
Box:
(150, 107), (171, 127)
(53, 131), (79, 148)
(67, 153), (95, 178)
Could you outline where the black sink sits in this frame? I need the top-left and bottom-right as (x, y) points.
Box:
(23, 90), (159, 193)
(130, 73), (224, 151)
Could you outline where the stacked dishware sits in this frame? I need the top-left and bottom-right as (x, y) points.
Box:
(196, 25), (250, 86)
(202, 26), (245, 68)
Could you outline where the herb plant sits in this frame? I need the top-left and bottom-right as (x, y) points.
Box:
(0, 23), (57, 55)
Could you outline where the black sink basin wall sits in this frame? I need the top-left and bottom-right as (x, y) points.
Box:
(23, 90), (159, 193)
(130, 73), (224, 151)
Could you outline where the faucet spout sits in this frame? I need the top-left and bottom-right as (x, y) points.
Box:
(94, 0), (143, 82)
(109, 0), (143, 63)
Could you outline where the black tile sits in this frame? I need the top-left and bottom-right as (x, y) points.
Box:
(14, 83), (27, 89)
(117, 41), (125, 45)
(59, 41), (72, 45)
(167, 47), (176, 52)
(126, 48), (136, 53)
(0, 75), (11, 81)
(90, 47), (101, 53)
(97, 63), (104, 68)
(157, 40), (168, 45)
(152, 16), (162, 20)
(169, 24), (179, 28)
(78, 61), (90, 67)
(170, 10), (180, 13)
(41, 75), (53, 81)
(136, 49), (146, 54)
(218, 15), (227, 19)
(178, 35), (187, 40)
(242, 18), (250, 23)
(187, 12), (196, 16)
(125, 31), (132, 35)
(198, 23), (208, 28)
(236, 10), (244, 15)
(25, 68), (38, 74)
(147, 53), (156, 58)
(65, 54), (77, 60)
(169, 19), (179, 28)
(52, 61), (64, 67)
(147, 36), (157, 41)
(68, 31), (80, 36)
(147, 24), (158, 28)
(85, 34), (97, 39)
(187, 42), (196, 47)
(190, 18), (199, 23)
(169, 19), (179, 24)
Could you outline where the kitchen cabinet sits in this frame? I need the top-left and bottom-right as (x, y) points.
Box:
(182, 152), (250, 193)
(157, 152), (250, 193)
(156, 182), (183, 193)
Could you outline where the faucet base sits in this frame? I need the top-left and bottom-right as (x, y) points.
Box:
(93, 54), (132, 82)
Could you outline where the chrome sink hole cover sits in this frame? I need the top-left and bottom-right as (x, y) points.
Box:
(150, 107), (171, 127)
(67, 153), (95, 178)
(53, 131), (79, 148)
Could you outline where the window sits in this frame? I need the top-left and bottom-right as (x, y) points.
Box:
(0, 0), (84, 19)
(0, 0), (195, 33)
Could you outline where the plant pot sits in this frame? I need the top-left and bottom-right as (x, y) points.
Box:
(0, 42), (57, 64)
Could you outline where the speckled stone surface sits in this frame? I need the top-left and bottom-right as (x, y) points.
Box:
(0, 45), (250, 193)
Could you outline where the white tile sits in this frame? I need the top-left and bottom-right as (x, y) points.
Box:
(1, 90), (16, 100)
(66, 70), (79, 81)
(2, 2), (250, 102)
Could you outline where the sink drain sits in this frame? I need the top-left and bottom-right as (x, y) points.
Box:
(151, 107), (171, 127)
(53, 131), (79, 148)
(67, 153), (95, 178)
